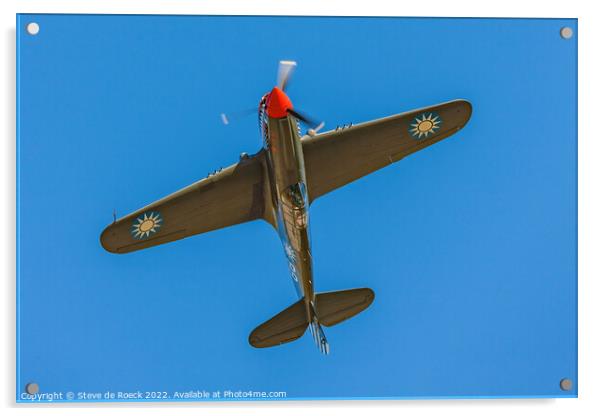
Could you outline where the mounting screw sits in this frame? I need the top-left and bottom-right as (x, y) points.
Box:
(26, 22), (40, 36)
(25, 383), (39, 395)
(559, 378), (573, 391)
(560, 27), (573, 39)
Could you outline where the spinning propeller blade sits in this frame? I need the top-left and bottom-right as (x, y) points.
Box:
(277, 60), (297, 91)
(220, 107), (257, 125)
(287, 108), (325, 135)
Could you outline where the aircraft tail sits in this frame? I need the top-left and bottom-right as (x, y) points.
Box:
(248, 288), (374, 353)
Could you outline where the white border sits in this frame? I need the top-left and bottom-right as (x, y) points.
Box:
(3, 1), (600, 415)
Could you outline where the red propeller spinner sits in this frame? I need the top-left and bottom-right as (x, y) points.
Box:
(266, 87), (293, 118)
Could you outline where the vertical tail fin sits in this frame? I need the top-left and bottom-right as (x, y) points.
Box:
(308, 313), (330, 355)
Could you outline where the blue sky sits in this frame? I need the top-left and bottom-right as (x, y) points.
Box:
(17, 15), (577, 400)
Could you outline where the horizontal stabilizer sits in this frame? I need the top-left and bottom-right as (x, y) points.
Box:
(249, 299), (308, 348)
(316, 288), (375, 327)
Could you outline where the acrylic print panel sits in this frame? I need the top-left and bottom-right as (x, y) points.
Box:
(16, 14), (577, 402)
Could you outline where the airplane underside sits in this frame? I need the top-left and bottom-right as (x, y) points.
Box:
(100, 60), (471, 355)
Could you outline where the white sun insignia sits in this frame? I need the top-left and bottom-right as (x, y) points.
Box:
(409, 112), (442, 139)
(131, 211), (163, 239)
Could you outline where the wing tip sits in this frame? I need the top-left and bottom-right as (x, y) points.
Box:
(99, 224), (122, 254)
(454, 99), (473, 128)
(364, 287), (376, 305)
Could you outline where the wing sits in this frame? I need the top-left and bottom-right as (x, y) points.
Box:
(302, 100), (472, 201)
(100, 150), (269, 254)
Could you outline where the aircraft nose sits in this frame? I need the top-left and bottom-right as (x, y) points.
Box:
(267, 87), (293, 118)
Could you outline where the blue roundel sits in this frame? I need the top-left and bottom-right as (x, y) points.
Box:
(131, 211), (163, 239)
(408, 112), (442, 139)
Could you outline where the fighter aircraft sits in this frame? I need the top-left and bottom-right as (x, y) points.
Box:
(100, 61), (472, 354)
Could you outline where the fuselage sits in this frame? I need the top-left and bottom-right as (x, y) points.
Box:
(259, 87), (315, 322)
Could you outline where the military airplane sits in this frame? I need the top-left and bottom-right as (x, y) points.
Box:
(100, 61), (472, 354)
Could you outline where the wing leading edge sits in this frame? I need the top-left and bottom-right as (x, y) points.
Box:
(100, 150), (270, 254)
(302, 100), (472, 201)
